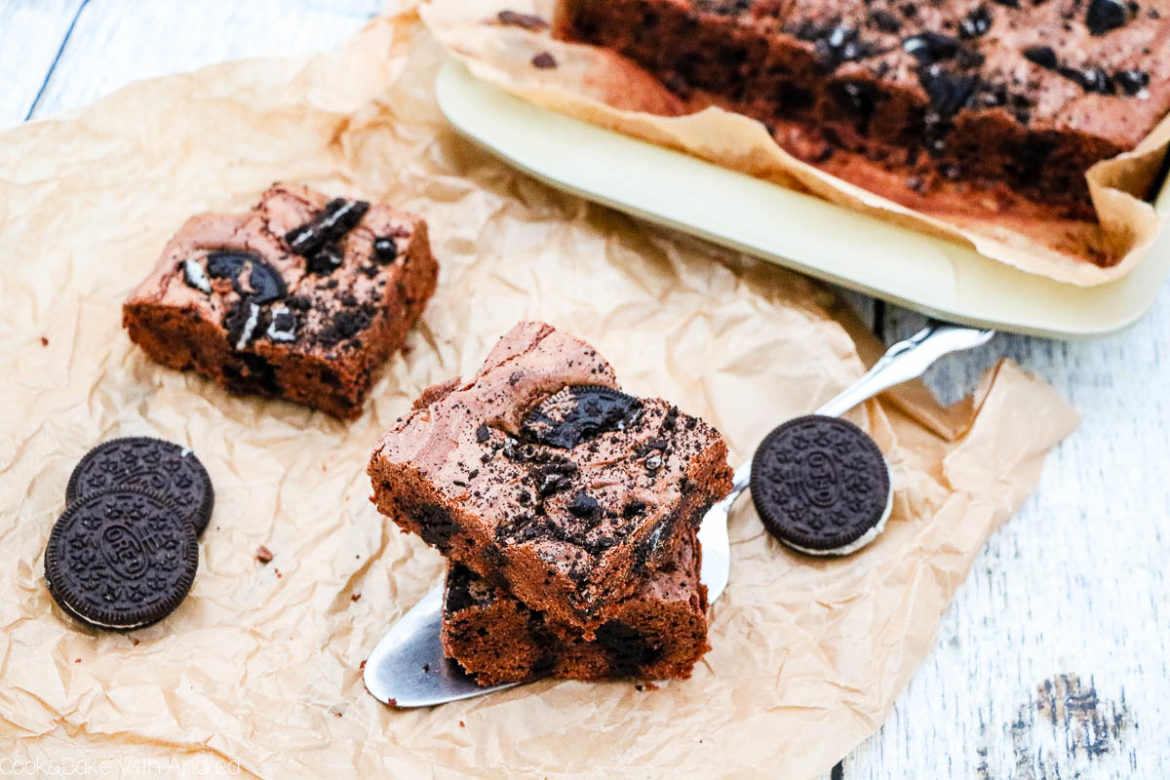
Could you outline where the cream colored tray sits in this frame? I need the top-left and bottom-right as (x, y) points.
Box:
(436, 60), (1170, 339)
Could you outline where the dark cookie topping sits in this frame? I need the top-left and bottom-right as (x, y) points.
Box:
(285, 198), (370, 257)
(521, 386), (644, 449)
(1086, 0), (1130, 35)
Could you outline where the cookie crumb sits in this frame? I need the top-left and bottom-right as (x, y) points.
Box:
(334, 712), (342, 718)
(275, 568), (283, 579)
(40, 337), (49, 347)
(359, 659), (366, 670)
(459, 720), (466, 728)
(351, 593), (362, 602)
(531, 52), (557, 69)
(75, 658), (81, 663)
(130, 637), (140, 646)
(387, 698), (398, 707)
(256, 545), (274, 564)
(496, 10), (548, 30)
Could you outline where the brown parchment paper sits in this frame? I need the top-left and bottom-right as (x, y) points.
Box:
(0, 4), (1078, 778)
(421, 0), (1170, 286)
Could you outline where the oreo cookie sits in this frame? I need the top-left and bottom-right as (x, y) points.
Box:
(45, 487), (199, 630)
(521, 386), (643, 449)
(749, 415), (891, 556)
(66, 437), (214, 537)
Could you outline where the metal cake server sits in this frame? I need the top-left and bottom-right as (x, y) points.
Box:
(364, 321), (995, 707)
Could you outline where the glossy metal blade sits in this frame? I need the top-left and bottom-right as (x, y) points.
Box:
(362, 584), (518, 707)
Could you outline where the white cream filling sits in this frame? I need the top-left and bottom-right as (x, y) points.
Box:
(182, 258), (212, 293)
(234, 302), (260, 350)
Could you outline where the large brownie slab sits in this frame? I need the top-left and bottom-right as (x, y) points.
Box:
(555, 0), (1170, 222)
(368, 321), (733, 635)
(123, 184), (437, 418)
(441, 531), (710, 685)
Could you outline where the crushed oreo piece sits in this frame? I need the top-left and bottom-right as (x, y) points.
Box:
(316, 303), (377, 347)
(307, 242), (344, 275)
(521, 386), (644, 449)
(1115, 69), (1149, 95)
(1086, 0), (1129, 35)
(813, 24), (869, 68)
(531, 51), (557, 69)
(1023, 45), (1058, 70)
(567, 492), (601, 519)
(206, 250), (253, 281)
(285, 198), (370, 257)
(1060, 65), (1112, 94)
(266, 305), (297, 343)
(918, 64), (978, 115)
(902, 32), (959, 64)
(622, 500), (647, 519)
(225, 298), (262, 350)
(958, 6), (992, 38)
(247, 260), (287, 304)
(182, 259), (212, 294)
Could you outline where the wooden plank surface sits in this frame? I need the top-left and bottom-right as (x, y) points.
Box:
(843, 304), (1170, 778)
(0, 0), (85, 126)
(3, 1), (1167, 777)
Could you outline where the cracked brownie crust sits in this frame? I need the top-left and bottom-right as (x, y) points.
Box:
(367, 321), (733, 635)
(441, 531), (710, 685)
(122, 184), (437, 418)
(555, 0), (1170, 228)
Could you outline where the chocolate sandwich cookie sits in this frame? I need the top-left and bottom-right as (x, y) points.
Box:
(66, 437), (214, 537)
(750, 415), (892, 557)
(45, 486), (199, 631)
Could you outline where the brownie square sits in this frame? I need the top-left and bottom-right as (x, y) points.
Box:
(441, 531), (710, 685)
(123, 183), (438, 418)
(367, 321), (733, 636)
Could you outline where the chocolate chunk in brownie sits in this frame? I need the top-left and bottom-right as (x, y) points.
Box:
(368, 321), (733, 636)
(122, 183), (438, 418)
(441, 531), (710, 685)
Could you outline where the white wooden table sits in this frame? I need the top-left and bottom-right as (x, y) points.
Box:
(4, 2), (1168, 777)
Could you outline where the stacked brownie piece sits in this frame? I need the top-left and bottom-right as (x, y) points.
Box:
(368, 322), (733, 684)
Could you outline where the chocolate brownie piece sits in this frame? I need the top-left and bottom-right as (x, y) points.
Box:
(367, 321), (733, 635)
(554, 0), (1170, 223)
(441, 531), (709, 685)
(123, 184), (438, 418)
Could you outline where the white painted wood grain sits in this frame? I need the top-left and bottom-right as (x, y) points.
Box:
(0, 0), (84, 126)
(9, 0), (383, 124)
(837, 302), (1170, 779)
(2, 1), (1166, 777)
